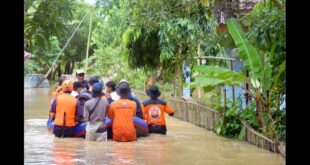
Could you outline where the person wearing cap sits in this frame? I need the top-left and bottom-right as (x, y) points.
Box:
(86, 77), (110, 101)
(141, 85), (174, 135)
(75, 70), (88, 92)
(86, 77), (100, 93)
(83, 81), (109, 141)
(117, 80), (143, 119)
(50, 80), (83, 138)
(76, 70), (85, 81)
(108, 82), (137, 142)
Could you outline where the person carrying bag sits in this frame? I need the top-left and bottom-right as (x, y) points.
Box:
(83, 81), (109, 141)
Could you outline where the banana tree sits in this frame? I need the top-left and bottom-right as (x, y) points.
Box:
(191, 19), (276, 128)
(272, 61), (286, 111)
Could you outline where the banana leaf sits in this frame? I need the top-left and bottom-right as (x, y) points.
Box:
(190, 65), (248, 91)
(227, 19), (263, 84)
(261, 60), (272, 92)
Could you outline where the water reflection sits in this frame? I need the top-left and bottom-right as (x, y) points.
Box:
(50, 139), (79, 165)
(114, 142), (142, 165)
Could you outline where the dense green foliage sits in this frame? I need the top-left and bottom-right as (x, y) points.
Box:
(191, 0), (285, 139)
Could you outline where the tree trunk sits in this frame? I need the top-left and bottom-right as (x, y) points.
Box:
(175, 47), (183, 97)
(197, 43), (202, 99)
(264, 90), (270, 113)
(57, 64), (62, 78)
(255, 92), (264, 128)
(64, 62), (70, 74)
(70, 61), (75, 74)
(245, 70), (250, 109)
(276, 93), (280, 111)
(51, 65), (58, 81)
(145, 71), (157, 91)
(47, 73), (51, 80)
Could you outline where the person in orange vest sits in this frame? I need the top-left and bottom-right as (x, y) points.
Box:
(50, 80), (83, 138)
(108, 82), (137, 142)
(116, 79), (143, 119)
(50, 77), (66, 105)
(141, 85), (174, 135)
(84, 82), (109, 141)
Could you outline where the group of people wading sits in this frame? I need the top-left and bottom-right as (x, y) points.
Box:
(49, 70), (174, 142)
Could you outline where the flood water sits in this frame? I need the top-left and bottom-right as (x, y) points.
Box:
(24, 88), (285, 165)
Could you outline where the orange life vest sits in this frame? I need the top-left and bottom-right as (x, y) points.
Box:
(53, 94), (77, 127)
(108, 99), (137, 142)
(141, 99), (174, 126)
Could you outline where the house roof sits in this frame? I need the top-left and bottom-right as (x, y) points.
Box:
(212, 0), (261, 23)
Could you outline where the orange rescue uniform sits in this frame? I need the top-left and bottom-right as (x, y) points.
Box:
(141, 99), (174, 126)
(108, 99), (137, 142)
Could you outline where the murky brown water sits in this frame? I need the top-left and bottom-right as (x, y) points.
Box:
(25, 88), (285, 165)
